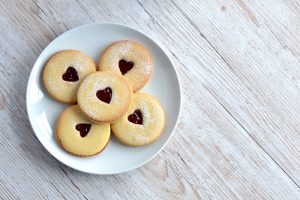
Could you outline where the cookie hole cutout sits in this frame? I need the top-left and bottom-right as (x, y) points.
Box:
(119, 59), (134, 75)
(62, 66), (79, 82)
(128, 109), (143, 125)
(75, 123), (91, 137)
(96, 87), (112, 104)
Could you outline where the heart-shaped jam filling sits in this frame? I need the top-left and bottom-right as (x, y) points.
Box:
(62, 66), (79, 82)
(96, 87), (112, 104)
(75, 123), (91, 137)
(128, 109), (143, 125)
(119, 59), (134, 75)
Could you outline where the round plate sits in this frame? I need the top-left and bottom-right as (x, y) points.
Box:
(26, 23), (181, 174)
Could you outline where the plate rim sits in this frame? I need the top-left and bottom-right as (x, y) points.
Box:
(26, 22), (182, 174)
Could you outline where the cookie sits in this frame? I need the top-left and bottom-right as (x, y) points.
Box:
(43, 50), (96, 103)
(77, 71), (133, 123)
(56, 105), (110, 156)
(98, 40), (153, 92)
(111, 93), (165, 146)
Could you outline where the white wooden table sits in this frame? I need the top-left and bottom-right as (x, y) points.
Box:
(1, 0), (300, 199)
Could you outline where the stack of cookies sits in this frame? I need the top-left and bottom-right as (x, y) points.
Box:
(43, 40), (165, 156)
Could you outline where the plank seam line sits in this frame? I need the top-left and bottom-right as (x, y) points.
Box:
(136, 0), (169, 34)
(73, 0), (95, 23)
(167, 0), (300, 188)
(266, 24), (300, 64)
(135, 0), (300, 189)
(169, 0), (237, 73)
(58, 166), (89, 200)
(50, 182), (67, 200)
(163, 152), (203, 199)
(30, 0), (58, 37)
(204, 86), (300, 189)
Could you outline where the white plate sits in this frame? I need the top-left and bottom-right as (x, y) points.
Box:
(26, 23), (181, 174)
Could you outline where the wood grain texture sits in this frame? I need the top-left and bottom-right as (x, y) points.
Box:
(163, 0), (300, 184)
(0, 0), (300, 199)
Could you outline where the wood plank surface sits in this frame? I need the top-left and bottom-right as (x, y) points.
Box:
(0, 0), (300, 199)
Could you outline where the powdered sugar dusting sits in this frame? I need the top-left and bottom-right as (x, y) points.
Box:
(71, 53), (89, 71)
(142, 64), (152, 75)
(117, 42), (133, 56)
(79, 72), (125, 119)
(106, 42), (133, 71)
(46, 51), (91, 89)
(122, 102), (159, 144)
(93, 80), (106, 92)
(53, 51), (89, 72)
(101, 41), (153, 92)
(127, 130), (152, 144)
(139, 102), (152, 125)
